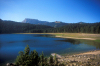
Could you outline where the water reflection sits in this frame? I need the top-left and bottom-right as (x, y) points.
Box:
(35, 34), (100, 49)
(55, 39), (81, 44)
(22, 40), (32, 42)
(8, 41), (17, 43)
(55, 39), (100, 49)
(0, 43), (1, 49)
(34, 34), (55, 37)
(79, 40), (100, 49)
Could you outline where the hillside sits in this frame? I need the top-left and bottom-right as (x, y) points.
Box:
(0, 19), (53, 34)
(0, 19), (100, 34)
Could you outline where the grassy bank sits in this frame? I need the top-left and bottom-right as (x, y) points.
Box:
(14, 33), (100, 42)
(51, 33), (100, 42)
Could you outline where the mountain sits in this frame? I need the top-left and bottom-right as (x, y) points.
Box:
(78, 22), (85, 24)
(0, 19), (100, 34)
(0, 19), (53, 34)
(22, 18), (68, 27)
(22, 18), (48, 24)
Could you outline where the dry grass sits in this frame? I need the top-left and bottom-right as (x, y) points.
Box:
(52, 33), (100, 38)
(14, 33), (100, 41)
(51, 33), (100, 41)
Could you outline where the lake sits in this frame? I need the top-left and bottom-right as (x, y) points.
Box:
(0, 34), (100, 65)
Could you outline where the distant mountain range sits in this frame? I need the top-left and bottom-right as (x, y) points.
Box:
(0, 18), (100, 34)
(0, 18), (86, 28)
(22, 18), (68, 27)
(0, 19), (53, 33)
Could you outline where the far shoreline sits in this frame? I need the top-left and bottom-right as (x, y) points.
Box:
(55, 36), (95, 40)
(13, 33), (100, 41)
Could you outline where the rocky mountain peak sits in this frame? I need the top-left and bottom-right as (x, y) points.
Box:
(55, 21), (61, 23)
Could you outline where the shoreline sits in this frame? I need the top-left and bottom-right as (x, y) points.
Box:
(52, 50), (100, 57)
(53, 50), (100, 66)
(76, 50), (100, 55)
(55, 36), (96, 40)
(59, 50), (100, 57)
(13, 33), (100, 41)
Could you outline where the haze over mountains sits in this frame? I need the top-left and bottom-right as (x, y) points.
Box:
(21, 18), (90, 28)
(22, 18), (68, 28)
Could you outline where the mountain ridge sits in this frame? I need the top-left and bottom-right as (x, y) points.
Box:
(0, 18), (100, 34)
(22, 18), (68, 27)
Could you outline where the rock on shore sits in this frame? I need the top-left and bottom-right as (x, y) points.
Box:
(51, 50), (100, 66)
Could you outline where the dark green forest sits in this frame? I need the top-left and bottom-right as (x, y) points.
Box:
(0, 19), (100, 34)
(44, 23), (100, 33)
(0, 19), (53, 33)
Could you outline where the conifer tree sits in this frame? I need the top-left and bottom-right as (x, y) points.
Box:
(54, 54), (58, 66)
(49, 55), (54, 66)
(39, 51), (45, 66)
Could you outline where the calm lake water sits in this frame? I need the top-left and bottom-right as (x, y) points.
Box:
(0, 34), (100, 65)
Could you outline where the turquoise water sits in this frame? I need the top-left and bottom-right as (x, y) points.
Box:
(0, 34), (100, 65)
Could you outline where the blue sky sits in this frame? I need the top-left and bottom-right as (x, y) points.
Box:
(0, 0), (100, 23)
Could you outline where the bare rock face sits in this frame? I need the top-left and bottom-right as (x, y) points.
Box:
(55, 21), (61, 23)
(21, 18), (68, 27)
(22, 18), (48, 24)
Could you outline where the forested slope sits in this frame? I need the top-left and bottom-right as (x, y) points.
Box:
(44, 23), (100, 33)
(0, 19), (53, 33)
(0, 19), (100, 34)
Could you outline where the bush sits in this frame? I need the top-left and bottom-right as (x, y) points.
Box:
(15, 45), (64, 66)
(15, 45), (39, 66)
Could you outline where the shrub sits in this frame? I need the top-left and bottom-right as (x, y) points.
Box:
(15, 45), (64, 66)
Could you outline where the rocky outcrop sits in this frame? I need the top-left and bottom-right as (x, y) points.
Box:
(51, 51), (100, 66)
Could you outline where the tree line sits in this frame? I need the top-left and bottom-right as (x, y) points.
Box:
(0, 19), (100, 34)
(43, 23), (100, 33)
(0, 19), (52, 33)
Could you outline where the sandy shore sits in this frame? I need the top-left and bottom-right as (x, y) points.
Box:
(52, 50), (100, 58)
(77, 50), (100, 55)
(55, 36), (96, 40)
